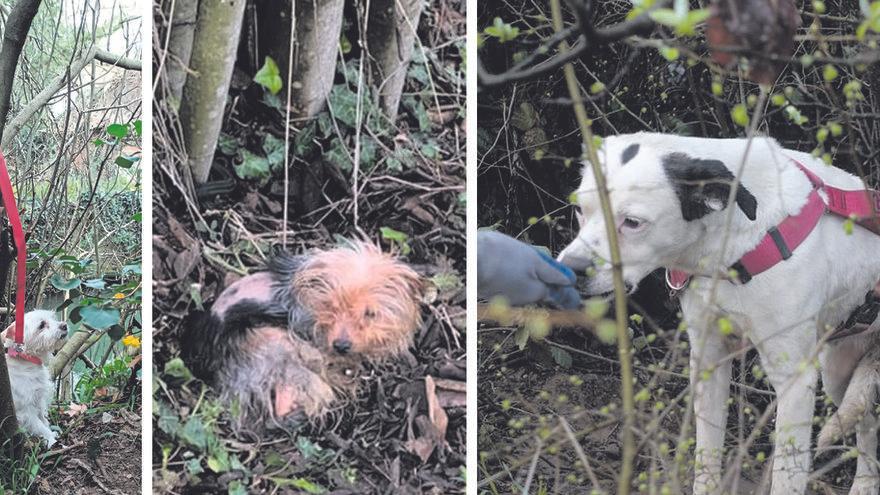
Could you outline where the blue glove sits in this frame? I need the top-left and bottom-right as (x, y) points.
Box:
(477, 230), (581, 309)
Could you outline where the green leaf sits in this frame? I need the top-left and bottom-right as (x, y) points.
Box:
(270, 478), (326, 494)
(379, 226), (411, 255)
(329, 84), (358, 127)
(49, 273), (81, 290)
(484, 17), (520, 43)
(549, 346), (572, 368)
(79, 305), (120, 330)
(649, 9), (681, 27)
(822, 64), (838, 82)
(115, 156), (137, 168)
(658, 46), (680, 61)
(83, 278), (106, 290)
(829, 122), (843, 136)
(262, 134), (286, 169)
(217, 134), (238, 155)
(254, 56), (283, 95)
(717, 317), (733, 336)
(234, 149), (271, 181)
(181, 417), (208, 450)
(133, 120), (143, 137)
(164, 357), (193, 381)
(107, 123), (128, 139)
(731, 104), (749, 127)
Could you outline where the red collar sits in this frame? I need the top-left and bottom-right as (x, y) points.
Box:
(5, 345), (43, 365)
(667, 158), (880, 291)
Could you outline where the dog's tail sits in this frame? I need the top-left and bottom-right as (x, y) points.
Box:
(817, 348), (880, 449)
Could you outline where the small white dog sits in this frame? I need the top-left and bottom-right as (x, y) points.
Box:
(558, 133), (880, 495)
(3, 310), (67, 446)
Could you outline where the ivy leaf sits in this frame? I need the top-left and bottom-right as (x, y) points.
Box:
(49, 274), (81, 290)
(106, 123), (128, 139)
(82, 278), (106, 290)
(254, 56), (283, 95)
(262, 134), (286, 170)
(234, 149), (271, 181)
(79, 305), (120, 330)
(115, 156), (138, 168)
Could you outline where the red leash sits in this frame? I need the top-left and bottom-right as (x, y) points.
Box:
(0, 150), (27, 357)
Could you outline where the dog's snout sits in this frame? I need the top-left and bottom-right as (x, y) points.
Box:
(557, 248), (594, 273)
(332, 339), (352, 354)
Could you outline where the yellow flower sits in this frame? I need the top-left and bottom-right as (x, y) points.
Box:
(113, 292), (126, 299)
(122, 334), (141, 349)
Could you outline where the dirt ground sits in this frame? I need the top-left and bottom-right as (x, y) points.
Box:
(34, 398), (142, 495)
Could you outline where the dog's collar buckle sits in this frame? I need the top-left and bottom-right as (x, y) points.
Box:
(5, 344), (42, 365)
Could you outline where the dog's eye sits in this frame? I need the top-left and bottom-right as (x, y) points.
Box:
(620, 216), (645, 233)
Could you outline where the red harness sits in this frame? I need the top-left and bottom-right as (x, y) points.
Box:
(666, 158), (880, 291)
(0, 150), (34, 364)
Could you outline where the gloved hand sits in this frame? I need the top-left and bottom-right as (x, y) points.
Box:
(477, 230), (581, 309)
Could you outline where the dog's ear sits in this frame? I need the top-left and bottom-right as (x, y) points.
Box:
(662, 152), (758, 221)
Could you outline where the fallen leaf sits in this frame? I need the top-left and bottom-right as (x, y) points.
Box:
(65, 403), (87, 417)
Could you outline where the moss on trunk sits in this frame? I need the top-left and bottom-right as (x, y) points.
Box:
(179, 0), (247, 184)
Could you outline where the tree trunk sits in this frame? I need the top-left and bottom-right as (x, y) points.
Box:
(163, 0), (198, 104)
(0, 0), (43, 141)
(179, 0), (247, 184)
(258, 0), (345, 119)
(368, 0), (424, 120)
(0, 352), (20, 464)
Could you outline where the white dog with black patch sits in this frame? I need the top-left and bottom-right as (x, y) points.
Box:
(558, 132), (880, 495)
(3, 310), (68, 446)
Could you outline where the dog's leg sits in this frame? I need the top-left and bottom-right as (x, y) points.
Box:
(758, 337), (818, 495)
(689, 327), (733, 494)
(851, 411), (880, 495)
(18, 413), (56, 447)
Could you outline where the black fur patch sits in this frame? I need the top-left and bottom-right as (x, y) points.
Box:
(181, 300), (289, 380)
(621, 143), (639, 164)
(662, 152), (758, 221)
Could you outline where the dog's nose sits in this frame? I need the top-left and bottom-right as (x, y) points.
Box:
(332, 339), (352, 354)
(557, 249), (594, 273)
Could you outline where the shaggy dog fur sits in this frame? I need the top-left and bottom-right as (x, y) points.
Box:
(182, 241), (422, 425)
(3, 310), (68, 446)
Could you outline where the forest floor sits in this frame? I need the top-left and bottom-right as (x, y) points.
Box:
(31, 395), (142, 495)
(152, 0), (466, 492)
(477, 302), (864, 494)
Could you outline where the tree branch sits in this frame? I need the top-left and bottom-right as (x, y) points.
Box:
(1, 46), (96, 149)
(0, 0), (43, 141)
(94, 48), (142, 71)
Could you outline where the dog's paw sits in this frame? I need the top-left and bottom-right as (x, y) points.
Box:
(43, 432), (57, 448)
